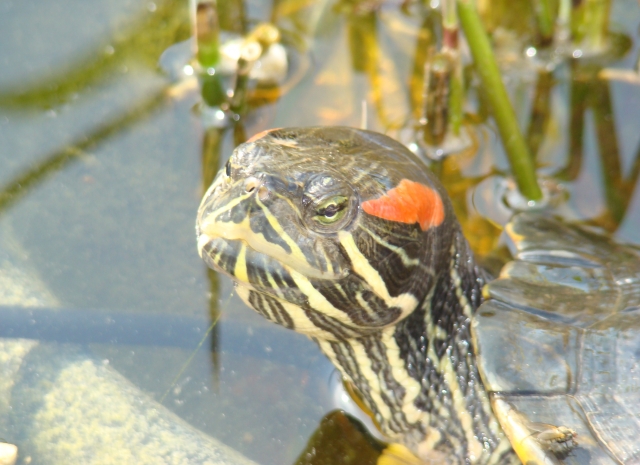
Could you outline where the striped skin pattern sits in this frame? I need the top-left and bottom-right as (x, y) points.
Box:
(196, 127), (518, 464)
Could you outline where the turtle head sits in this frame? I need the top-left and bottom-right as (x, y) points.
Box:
(196, 127), (457, 340)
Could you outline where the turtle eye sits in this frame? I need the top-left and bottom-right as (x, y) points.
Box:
(315, 196), (348, 224)
(225, 159), (232, 177)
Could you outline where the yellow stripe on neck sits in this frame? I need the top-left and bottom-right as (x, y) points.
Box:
(337, 231), (418, 320)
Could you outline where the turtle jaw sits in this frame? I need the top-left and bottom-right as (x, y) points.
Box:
(195, 176), (350, 297)
(197, 217), (344, 283)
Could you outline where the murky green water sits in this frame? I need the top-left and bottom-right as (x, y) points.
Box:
(0, 0), (640, 464)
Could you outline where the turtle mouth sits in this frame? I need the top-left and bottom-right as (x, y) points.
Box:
(197, 213), (347, 290)
(196, 167), (350, 291)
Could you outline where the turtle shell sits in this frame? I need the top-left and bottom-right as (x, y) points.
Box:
(472, 213), (640, 464)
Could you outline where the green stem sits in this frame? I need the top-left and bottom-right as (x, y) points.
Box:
(409, 15), (436, 120)
(583, 0), (611, 52)
(558, 0), (571, 26)
(457, 0), (542, 201)
(533, 0), (555, 45)
(201, 73), (226, 107)
(442, 0), (458, 30)
(592, 78), (625, 226)
(572, 0), (611, 52)
(558, 61), (587, 181)
(347, 13), (378, 73)
(229, 54), (253, 115)
(442, 0), (462, 136)
(422, 54), (449, 146)
(526, 70), (553, 159)
(449, 56), (463, 136)
(554, 0), (571, 43)
(196, 1), (221, 69)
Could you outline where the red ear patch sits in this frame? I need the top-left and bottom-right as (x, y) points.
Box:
(361, 179), (445, 231)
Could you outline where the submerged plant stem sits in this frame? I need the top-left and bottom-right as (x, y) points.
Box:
(533, 0), (555, 44)
(441, 0), (462, 137)
(449, 57), (463, 136)
(526, 70), (554, 158)
(571, 0), (611, 52)
(581, 0), (611, 52)
(457, 0), (542, 201)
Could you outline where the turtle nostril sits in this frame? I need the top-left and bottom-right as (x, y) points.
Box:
(245, 177), (259, 193)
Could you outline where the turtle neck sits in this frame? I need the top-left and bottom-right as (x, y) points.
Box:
(314, 228), (517, 464)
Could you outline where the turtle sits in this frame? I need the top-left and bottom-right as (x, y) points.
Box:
(195, 126), (640, 465)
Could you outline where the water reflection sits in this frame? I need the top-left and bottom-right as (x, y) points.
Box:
(0, 0), (333, 463)
(0, 92), (166, 213)
(0, 1), (189, 110)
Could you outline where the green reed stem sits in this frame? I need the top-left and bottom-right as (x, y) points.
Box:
(571, 0), (611, 52)
(556, 0), (571, 42)
(582, 0), (611, 52)
(526, 70), (553, 159)
(457, 0), (543, 201)
(196, 1), (221, 68)
(533, 0), (555, 45)
(196, 1), (226, 107)
(449, 58), (463, 136)
(441, 0), (463, 137)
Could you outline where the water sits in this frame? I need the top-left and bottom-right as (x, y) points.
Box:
(0, 0), (639, 464)
(0, 1), (334, 463)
